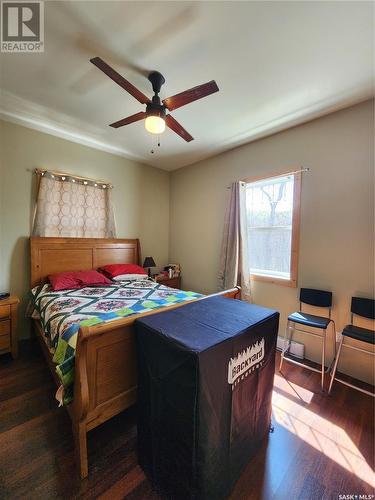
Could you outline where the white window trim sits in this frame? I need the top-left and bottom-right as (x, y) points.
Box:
(244, 169), (301, 288)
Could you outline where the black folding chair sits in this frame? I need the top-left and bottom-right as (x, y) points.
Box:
(329, 297), (374, 397)
(279, 288), (336, 390)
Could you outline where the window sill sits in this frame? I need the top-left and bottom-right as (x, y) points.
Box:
(250, 273), (297, 288)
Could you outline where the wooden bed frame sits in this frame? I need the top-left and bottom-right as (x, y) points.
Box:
(30, 237), (240, 478)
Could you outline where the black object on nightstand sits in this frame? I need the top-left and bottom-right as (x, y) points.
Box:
(143, 257), (156, 277)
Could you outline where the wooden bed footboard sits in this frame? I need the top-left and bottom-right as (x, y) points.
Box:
(70, 286), (241, 478)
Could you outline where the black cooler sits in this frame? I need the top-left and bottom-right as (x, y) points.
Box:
(135, 296), (279, 499)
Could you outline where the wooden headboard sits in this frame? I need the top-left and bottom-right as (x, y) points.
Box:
(30, 237), (141, 287)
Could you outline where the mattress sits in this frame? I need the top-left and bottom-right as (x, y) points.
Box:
(30, 280), (203, 404)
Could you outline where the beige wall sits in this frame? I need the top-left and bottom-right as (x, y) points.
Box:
(0, 120), (170, 338)
(169, 100), (374, 384)
(1, 101), (373, 384)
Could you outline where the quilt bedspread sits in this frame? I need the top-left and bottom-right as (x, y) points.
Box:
(30, 280), (203, 404)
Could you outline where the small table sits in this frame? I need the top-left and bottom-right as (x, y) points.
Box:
(0, 295), (19, 359)
(155, 276), (181, 290)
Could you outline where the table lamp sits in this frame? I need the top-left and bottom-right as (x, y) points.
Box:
(143, 256), (156, 277)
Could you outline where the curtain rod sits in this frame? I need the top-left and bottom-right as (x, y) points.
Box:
(227, 167), (310, 189)
(34, 168), (113, 188)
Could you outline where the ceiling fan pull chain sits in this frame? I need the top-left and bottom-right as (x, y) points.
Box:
(150, 133), (158, 154)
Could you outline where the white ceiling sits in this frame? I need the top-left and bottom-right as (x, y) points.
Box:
(0, 1), (374, 171)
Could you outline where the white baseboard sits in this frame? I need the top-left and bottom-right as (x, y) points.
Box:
(276, 336), (305, 359)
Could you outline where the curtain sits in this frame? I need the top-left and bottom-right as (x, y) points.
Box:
(32, 171), (116, 238)
(218, 181), (251, 301)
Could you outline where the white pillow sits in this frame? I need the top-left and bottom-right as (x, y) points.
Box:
(113, 273), (148, 282)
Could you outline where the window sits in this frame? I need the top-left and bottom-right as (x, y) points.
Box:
(32, 170), (117, 238)
(245, 171), (301, 287)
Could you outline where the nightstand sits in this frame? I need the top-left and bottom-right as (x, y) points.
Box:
(155, 276), (182, 290)
(0, 296), (19, 359)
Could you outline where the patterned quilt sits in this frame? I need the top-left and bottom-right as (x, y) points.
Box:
(30, 280), (203, 405)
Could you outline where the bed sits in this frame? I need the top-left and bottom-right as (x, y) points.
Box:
(30, 237), (240, 478)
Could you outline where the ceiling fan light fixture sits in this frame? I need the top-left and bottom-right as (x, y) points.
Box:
(90, 57), (218, 143)
(145, 115), (166, 134)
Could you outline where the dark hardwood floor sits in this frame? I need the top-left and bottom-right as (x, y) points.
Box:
(0, 341), (373, 500)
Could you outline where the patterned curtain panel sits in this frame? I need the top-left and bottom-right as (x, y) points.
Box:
(32, 171), (117, 238)
(218, 181), (251, 302)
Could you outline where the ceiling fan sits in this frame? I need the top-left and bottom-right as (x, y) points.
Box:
(90, 57), (219, 142)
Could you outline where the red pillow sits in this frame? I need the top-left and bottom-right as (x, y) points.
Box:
(49, 270), (112, 291)
(99, 264), (146, 279)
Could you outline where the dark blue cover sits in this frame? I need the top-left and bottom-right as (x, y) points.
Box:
(138, 295), (277, 351)
(135, 296), (279, 500)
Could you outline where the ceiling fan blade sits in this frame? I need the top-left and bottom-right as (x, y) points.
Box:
(165, 115), (194, 142)
(163, 80), (219, 111)
(109, 112), (146, 128)
(90, 57), (150, 104)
